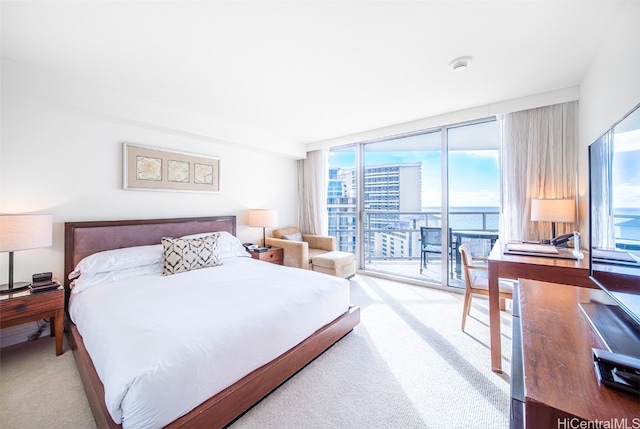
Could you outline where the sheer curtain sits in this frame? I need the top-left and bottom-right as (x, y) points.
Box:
(590, 130), (616, 249)
(500, 101), (578, 241)
(297, 149), (328, 235)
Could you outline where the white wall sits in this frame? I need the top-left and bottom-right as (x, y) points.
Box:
(1, 62), (299, 345)
(577, 1), (640, 238)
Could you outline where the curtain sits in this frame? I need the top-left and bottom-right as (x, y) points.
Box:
(297, 149), (328, 235)
(590, 130), (616, 249)
(500, 101), (578, 241)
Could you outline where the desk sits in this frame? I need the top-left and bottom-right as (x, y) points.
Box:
(511, 279), (639, 428)
(487, 241), (592, 373)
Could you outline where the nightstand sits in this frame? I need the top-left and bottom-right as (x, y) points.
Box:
(249, 247), (284, 265)
(0, 287), (64, 356)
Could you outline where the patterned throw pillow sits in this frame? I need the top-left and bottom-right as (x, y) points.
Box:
(161, 233), (222, 275)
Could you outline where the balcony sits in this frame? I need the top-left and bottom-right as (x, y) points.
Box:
(329, 209), (500, 288)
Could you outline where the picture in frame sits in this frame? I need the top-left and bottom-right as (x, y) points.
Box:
(123, 143), (220, 192)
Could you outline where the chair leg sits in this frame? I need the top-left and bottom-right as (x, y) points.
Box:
(499, 297), (506, 311)
(461, 292), (472, 331)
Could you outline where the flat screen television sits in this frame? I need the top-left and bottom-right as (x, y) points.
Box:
(586, 102), (640, 392)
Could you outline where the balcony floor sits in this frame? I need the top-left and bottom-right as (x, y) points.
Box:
(364, 258), (466, 289)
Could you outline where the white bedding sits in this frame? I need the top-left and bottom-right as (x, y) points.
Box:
(69, 256), (350, 429)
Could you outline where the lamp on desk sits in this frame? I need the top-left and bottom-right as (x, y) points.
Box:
(248, 209), (278, 248)
(0, 214), (53, 294)
(530, 198), (575, 242)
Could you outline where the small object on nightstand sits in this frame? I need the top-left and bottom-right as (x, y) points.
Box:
(243, 243), (258, 251)
(29, 279), (61, 293)
(32, 271), (53, 283)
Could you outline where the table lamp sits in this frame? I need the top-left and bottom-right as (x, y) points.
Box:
(248, 209), (278, 248)
(0, 214), (53, 294)
(530, 198), (575, 241)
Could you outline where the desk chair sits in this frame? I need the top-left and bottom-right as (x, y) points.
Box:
(459, 243), (514, 331)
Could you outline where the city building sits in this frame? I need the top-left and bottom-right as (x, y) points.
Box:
(328, 163), (422, 257)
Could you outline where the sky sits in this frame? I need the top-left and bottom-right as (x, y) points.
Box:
(330, 144), (640, 211)
(329, 112), (640, 213)
(611, 114), (640, 210)
(329, 149), (501, 208)
(612, 147), (640, 211)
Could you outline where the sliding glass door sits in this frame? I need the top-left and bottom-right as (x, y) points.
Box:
(327, 118), (500, 289)
(361, 131), (443, 281)
(447, 121), (501, 287)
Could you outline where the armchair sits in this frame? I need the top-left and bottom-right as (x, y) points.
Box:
(265, 227), (335, 269)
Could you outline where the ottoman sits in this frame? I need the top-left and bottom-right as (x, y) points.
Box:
(312, 251), (355, 279)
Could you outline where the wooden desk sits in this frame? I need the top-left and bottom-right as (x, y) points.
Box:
(487, 241), (592, 372)
(512, 279), (640, 428)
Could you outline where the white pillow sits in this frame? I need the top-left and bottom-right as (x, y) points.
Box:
(282, 232), (303, 241)
(180, 231), (250, 259)
(71, 263), (163, 293)
(69, 244), (163, 279)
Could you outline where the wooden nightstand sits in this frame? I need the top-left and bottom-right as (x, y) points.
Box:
(249, 247), (284, 265)
(0, 287), (64, 356)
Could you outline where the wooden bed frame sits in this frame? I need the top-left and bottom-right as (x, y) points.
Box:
(64, 216), (360, 429)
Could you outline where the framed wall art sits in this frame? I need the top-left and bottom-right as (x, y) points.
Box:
(123, 143), (220, 192)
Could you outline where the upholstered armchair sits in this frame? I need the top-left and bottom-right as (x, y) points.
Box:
(265, 226), (336, 269)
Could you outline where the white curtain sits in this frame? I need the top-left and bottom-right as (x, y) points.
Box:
(590, 130), (616, 249)
(500, 101), (578, 241)
(297, 149), (328, 235)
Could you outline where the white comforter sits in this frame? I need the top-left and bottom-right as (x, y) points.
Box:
(69, 256), (350, 429)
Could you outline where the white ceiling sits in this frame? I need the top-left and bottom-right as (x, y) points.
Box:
(0, 1), (628, 150)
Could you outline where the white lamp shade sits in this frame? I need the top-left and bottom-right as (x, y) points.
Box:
(0, 214), (53, 252)
(530, 199), (575, 223)
(248, 209), (278, 228)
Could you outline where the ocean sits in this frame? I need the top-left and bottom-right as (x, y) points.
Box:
(423, 206), (499, 231)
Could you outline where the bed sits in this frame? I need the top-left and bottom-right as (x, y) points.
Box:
(64, 216), (360, 429)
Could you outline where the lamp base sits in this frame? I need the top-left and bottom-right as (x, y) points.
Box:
(0, 281), (31, 295)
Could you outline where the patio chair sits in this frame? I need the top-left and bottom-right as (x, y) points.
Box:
(420, 226), (454, 278)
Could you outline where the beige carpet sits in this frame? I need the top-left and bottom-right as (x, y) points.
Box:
(0, 275), (512, 429)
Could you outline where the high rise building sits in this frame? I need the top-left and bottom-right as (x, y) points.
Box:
(327, 163), (422, 257)
(327, 167), (357, 252)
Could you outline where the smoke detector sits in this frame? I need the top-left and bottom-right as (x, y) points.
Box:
(449, 56), (473, 72)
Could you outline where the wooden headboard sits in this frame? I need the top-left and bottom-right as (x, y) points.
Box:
(64, 216), (236, 288)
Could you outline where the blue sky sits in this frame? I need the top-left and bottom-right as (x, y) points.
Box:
(329, 134), (640, 211)
(329, 150), (501, 208)
(613, 147), (640, 210)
